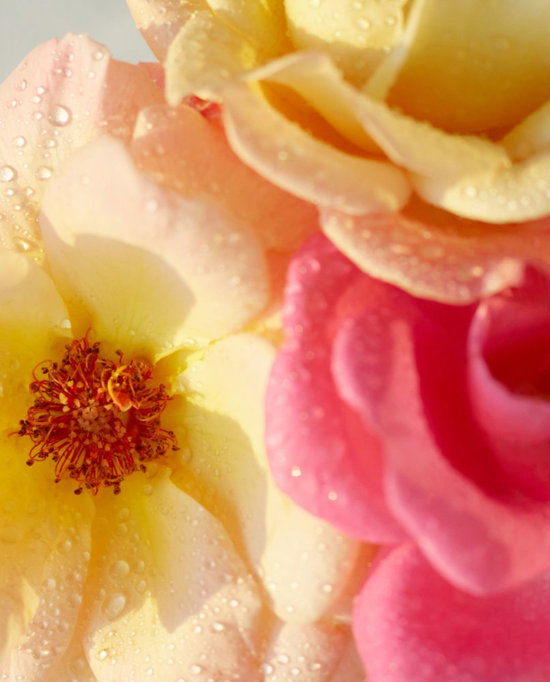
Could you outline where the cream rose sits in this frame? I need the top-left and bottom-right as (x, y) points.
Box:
(127, 0), (550, 303)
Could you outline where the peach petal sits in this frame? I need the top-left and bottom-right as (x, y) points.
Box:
(126, 0), (200, 60)
(321, 202), (534, 304)
(174, 333), (364, 623)
(382, 0), (550, 133)
(0, 33), (162, 259)
(132, 104), (318, 251)
(263, 621), (362, 681)
(82, 472), (264, 681)
(223, 83), (411, 214)
(40, 137), (269, 360)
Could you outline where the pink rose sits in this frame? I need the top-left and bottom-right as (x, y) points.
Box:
(266, 232), (550, 678)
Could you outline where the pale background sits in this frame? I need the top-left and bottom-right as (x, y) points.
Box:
(0, 0), (155, 81)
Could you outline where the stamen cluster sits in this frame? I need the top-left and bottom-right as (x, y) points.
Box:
(17, 335), (178, 494)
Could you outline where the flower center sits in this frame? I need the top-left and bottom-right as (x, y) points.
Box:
(16, 335), (178, 495)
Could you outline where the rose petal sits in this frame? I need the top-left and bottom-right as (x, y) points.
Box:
(263, 621), (361, 681)
(0, 33), (162, 258)
(284, 0), (407, 87)
(380, 0), (550, 133)
(165, 3), (289, 104)
(266, 234), (406, 543)
(355, 545), (550, 682)
(40, 136), (269, 360)
(0, 438), (93, 679)
(321, 200), (528, 304)
(502, 100), (550, 160)
(223, 83), (411, 215)
(468, 271), (550, 500)
(81, 472), (264, 681)
(331, 270), (550, 592)
(174, 333), (365, 622)
(132, 103), (318, 251)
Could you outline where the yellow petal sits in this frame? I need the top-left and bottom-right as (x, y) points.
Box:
(381, 0), (550, 133)
(0, 251), (70, 427)
(175, 333), (365, 622)
(223, 83), (411, 214)
(40, 137), (269, 360)
(502, 101), (550, 161)
(0, 437), (93, 677)
(78, 472), (264, 680)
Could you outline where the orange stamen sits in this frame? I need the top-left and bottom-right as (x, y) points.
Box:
(16, 335), (178, 495)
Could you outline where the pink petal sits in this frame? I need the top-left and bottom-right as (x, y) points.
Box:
(332, 267), (550, 592)
(354, 545), (550, 682)
(468, 269), (550, 500)
(266, 234), (406, 542)
(0, 33), (162, 258)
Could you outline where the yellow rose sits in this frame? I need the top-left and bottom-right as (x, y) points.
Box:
(128, 0), (550, 302)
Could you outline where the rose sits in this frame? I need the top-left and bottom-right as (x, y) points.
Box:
(128, 0), (550, 303)
(0, 37), (366, 681)
(265, 231), (550, 679)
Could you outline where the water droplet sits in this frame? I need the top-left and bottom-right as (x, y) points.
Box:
(93, 49), (105, 61)
(36, 166), (52, 180)
(110, 560), (130, 579)
(189, 664), (202, 675)
(17, 79), (27, 91)
(12, 136), (26, 148)
(291, 466), (302, 477)
(98, 649), (108, 661)
(0, 165), (17, 182)
(328, 490), (338, 501)
(211, 622), (225, 632)
(320, 583), (333, 593)
(49, 104), (71, 127)
(102, 592), (126, 619)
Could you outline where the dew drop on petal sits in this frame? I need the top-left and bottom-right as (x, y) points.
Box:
(12, 136), (26, 148)
(48, 104), (72, 127)
(110, 560), (130, 579)
(36, 166), (52, 180)
(102, 592), (126, 619)
(0, 165), (17, 182)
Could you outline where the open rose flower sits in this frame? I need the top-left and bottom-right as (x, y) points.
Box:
(266, 232), (550, 679)
(0, 37), (367, 681)
(127, 0), (550, 303)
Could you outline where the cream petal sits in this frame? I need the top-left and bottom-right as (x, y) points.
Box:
(80, 472), (264, 682)
(502, 101), (550, 160)
(413, 151), (550, 223)
(223, 83), (411, 214)
(0, 33), (162, 259)
(175, 333), (365, 623)
(379, 0), (550, 133)
(262, 621), (363, 681)
(0, 438), (94, 679)
(0, 250), (70, 427)
(164, 3), (289, 105)
(284, 0), (407, 87)
(40, 136), (269, 360)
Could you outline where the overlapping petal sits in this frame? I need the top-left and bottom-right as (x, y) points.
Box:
(40, 136), (269, 360)
(354, 545), (550, 682)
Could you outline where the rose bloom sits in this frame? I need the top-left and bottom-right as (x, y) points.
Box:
(0, 36), (369, 681)
(127, 0), (550, 303)
(266, 232), (550, 681)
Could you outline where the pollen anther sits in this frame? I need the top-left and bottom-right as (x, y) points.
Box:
(17, 335), (178, 495)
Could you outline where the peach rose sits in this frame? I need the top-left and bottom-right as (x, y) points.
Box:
(0, 35), (366, 681)
(127, 0), (550, 303)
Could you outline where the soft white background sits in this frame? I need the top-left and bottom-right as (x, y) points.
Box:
(0, 0), (154, 81)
